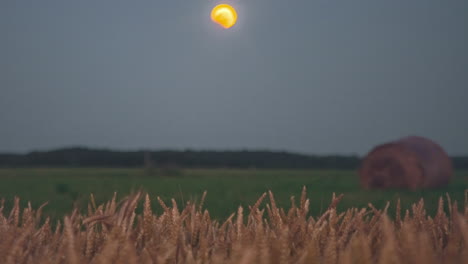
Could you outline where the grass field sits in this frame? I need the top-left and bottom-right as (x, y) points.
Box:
(0, 168), (467, 220)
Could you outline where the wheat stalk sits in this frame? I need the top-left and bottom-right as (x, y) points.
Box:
(0, 188), (466, 263)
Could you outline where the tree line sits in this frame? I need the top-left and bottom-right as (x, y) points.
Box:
(0, 147), (467, 169)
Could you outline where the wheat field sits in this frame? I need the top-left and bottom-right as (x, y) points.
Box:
(1, 188), (467, 264)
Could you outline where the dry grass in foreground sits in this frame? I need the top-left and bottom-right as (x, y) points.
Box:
(0, 188), (467, 264)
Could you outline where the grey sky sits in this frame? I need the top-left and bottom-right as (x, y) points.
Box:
(1, 0), (467, 155)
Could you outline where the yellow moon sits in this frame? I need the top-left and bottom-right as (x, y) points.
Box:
(211, 4), (238, 29)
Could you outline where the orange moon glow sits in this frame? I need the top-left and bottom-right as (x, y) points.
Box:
(211, 4), (238, 29)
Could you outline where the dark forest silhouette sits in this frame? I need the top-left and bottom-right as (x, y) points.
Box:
(1, 147), (467, 169)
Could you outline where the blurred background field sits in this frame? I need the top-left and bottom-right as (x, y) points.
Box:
(0, 168), (466, 220)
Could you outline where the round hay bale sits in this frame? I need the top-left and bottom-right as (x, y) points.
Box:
(359, 136), (452, 189)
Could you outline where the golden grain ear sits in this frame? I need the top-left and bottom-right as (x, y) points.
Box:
(0, 189), (467, 263)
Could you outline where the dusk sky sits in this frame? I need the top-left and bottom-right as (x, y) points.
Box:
(1, 0), (467, 155)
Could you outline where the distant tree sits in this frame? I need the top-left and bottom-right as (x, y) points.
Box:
(144, 151), (156, 176)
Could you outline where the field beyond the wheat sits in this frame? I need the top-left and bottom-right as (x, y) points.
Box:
(0, 168), (467, 220)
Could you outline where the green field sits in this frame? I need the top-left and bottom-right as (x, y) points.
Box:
(0, 168), (467, 220)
